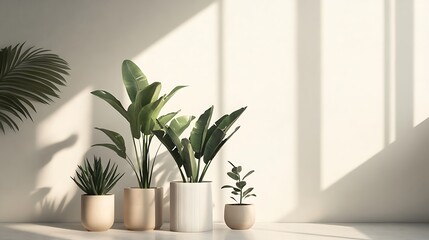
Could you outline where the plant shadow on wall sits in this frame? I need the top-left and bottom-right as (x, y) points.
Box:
(0, 0), (215, 222)
(30, 134), (78, 221)
(151, 151), (180, 223)
(284, 0), (427, 225)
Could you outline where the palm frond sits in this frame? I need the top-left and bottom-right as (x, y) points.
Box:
(0, 43), (70, 133)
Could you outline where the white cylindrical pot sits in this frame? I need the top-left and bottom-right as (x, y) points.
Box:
(170, 181), (213, 232)
(224, 204), (255, 230)
(123, 188), (156, 230)
(81, 194), (114, 231)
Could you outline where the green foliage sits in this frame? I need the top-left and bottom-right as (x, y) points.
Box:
(154, 106), (246, 182)
(221, 161), (256, 204)
(91, 60), (184, 188)
(71, 156), (124, 195)
(0, 43), (70, 133)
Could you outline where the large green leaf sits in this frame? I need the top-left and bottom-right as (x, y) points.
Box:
(202, 107), (246, 162)
(190, 106), (213, 158)
(134, 82), (161, 108)
(165, 85), (187, 103)
(154, 110), (180, 130)
(127, 103), (140, 139)
(153, 129), (184, 168)
(151, 86), (186, 118)
(203, 107), (246, 148)
(92, 143), (125, 159)
(170, 115), (195, 137)
(138, 97), (164, 134)
(180, 138), (197, 181)
(217, 107), (247, 132)
(91, 90), (128, 120)
(0, 43), (69, 133)
(202, 127), (226, 163)
(206, 126), (241, 163)
(204, 115), (228, 149)
(122, 60), (148, 101)
(93, 127), (126, 158)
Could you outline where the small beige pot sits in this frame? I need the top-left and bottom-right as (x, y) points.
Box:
(81, 194), (114, 231)
(123, 188), (156, 230)
(224, 204), (255, 230)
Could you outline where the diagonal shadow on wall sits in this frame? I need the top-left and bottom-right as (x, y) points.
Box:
(0, 0), (215, 223)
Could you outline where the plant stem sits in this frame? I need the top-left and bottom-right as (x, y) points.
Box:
(126, 154), (140, 182)
(239, 175), (243, 204)
(132, 137), (142, 187)
(198, 159), (212, 182)
(196, 157), (201, 182)
(179, 168), (186, 182)
(148, 143), (161, 187)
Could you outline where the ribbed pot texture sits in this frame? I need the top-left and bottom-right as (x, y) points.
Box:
(224, 204), (255, 230)
(170, 181), (213, 232)
(81, 194), (114, 231)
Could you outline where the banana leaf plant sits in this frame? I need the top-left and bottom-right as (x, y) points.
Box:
(0, 43), (69, 133)
(91, 60), (185, 188)
(154, 106), (246, 182)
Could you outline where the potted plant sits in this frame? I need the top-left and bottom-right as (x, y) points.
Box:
(222, 161), (256, 230)
(0, 43), (69, 133)
(154, 105), (246, 232)
(91, 60), (184, 230)
(71, 156), (124, 231)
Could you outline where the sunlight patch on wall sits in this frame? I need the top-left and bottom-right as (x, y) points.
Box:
(222, 0), (297, 221)
(34, 87), (92, 217)
(413, 0), (429, 127)
(321, 0), (384, 190)
(130, 2), (218, 118)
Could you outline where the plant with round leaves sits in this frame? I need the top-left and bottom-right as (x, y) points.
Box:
(71, 156), (124, 195)
(221, 161), (256, 204)
(154, 105), (246, 182)
(91, 60), (185, 188)
(0, 43), (70, 133)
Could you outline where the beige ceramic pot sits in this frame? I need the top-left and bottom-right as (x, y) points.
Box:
(224, 204), (255, 230)
(170, 181), (213, 232)
(123, 188), (156, 230)
(81, 194), (114, 231)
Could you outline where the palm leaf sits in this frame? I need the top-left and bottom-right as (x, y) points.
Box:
(0, 43), (70, 133)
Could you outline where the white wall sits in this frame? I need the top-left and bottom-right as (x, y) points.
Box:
(1, 0), (429, 223)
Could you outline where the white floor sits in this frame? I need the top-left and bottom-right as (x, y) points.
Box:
(1, 223), (428, 240)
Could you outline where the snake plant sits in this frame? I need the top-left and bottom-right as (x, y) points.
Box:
(92, 60), (184, 188)
(222, 161), (256, 204)
(0, 43), (69, 133)
(154, 106), (246, 182)
(71, 156), (124, 195)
